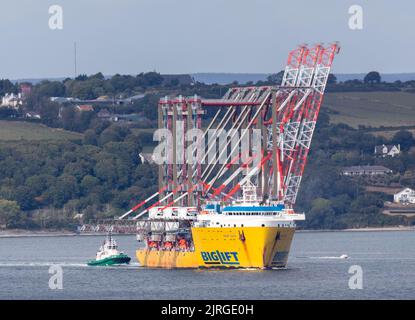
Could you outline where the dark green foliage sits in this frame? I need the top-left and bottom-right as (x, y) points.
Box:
(364, 71), (381, 84)
(327, 73), (337, 85)
(0, 79), (18, 96)
(38, 99), (60, 127)
(0, 108), (19, 118)
(34, 80), (66, 97)
(62, 72), (164, 100)
(392, 130), (415, 151)
(0, 199), (24, 228)
(0, 124), (157, 228)
(266, 71), (284, 84)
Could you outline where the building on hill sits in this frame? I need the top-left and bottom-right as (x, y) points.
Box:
(19, 83), (32, 97)
(374, 144), (400, 158)
(139, 152), (156, 164)
(96, 109), (120, 122)
(25, 111), (41, 119)
(97, 109), (111, 119)
(342, 165), (392, 176)
(97, 110), (149, 124)
(394, 188), (415, 204)
(50, 94), (146, 106)
(76, 104), (94, 112)
(1, 93), (23, 109)
(50, 97), (78, 104)
(96, 95), (110, 101)
(122, 94), (146, 104)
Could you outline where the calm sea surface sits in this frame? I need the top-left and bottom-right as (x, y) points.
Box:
(0, 230), (414, 299)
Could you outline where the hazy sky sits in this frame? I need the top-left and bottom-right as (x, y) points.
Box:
(0, 0), (413, 79)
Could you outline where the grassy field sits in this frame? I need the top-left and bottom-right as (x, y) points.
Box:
(130, 128), (155, 135)
(0, 121), (82, 141)
(365, 186), (403, 195)
(323, 91), (415, 128)
(370, 128), (415, 139)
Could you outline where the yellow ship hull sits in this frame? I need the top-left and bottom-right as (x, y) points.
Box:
(136, 226), (295, 269)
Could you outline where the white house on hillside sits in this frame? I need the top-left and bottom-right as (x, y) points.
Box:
(342, 165), (392, 176)
(138, 152), (156, 164)
(374, 144), (401, 158)
(1, 93), (23, 109)
(394, 188), (415, 204)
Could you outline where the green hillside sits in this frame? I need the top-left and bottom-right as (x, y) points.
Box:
(323, 92), (415, 128)
(0, 121), (82, 141)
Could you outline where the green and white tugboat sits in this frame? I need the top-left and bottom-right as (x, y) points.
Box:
(87, 232), (131, 266)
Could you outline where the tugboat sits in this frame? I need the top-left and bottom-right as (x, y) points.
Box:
(87, 232), (131, 266)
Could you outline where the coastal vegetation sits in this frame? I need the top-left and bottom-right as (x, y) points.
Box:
(0, 123), (158, 229)
(297, 111), (415, 229)
(0, 71), (415, 230)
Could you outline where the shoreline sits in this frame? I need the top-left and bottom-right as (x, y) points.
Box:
(0, 230), (109, 238)
(0, 226), (414, 238)
(296, 226), (415, 233)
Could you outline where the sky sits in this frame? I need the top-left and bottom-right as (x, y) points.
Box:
(0, 0), (413, 79)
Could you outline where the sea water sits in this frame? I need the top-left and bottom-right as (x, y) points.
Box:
(0, 231), (414, 299)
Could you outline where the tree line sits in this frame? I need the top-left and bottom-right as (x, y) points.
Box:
(0, 122), (158, 229)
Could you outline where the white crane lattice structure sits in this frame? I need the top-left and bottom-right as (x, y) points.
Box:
(116, 43), (340, 222)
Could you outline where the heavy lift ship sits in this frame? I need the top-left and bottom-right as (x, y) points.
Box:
(136, 182), (304, 268)
(118, 43), (339, 269)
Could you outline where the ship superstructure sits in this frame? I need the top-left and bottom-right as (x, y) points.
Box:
(196, 181), (303, 229)
(85, 43), (340, 269)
